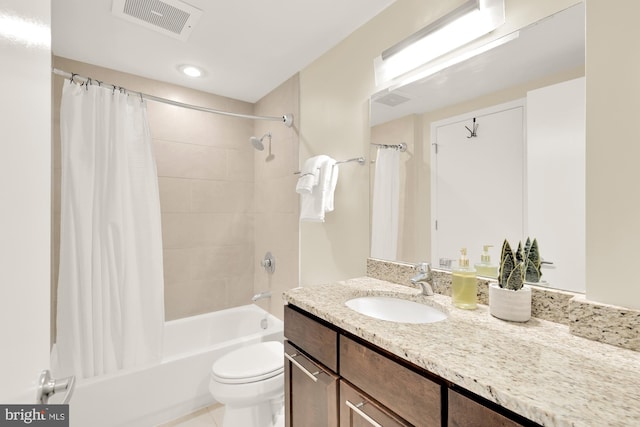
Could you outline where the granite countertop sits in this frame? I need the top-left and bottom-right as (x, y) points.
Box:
(283, 277), (640, 427)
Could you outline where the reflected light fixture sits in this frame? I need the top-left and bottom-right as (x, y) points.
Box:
(374, 0), (504, 89)
(178, 64), (204, 78)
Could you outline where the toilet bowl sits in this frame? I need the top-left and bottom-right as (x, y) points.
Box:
(209, 341), (284, 427)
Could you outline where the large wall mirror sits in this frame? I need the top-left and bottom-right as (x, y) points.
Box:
(369, 3), (585, 293)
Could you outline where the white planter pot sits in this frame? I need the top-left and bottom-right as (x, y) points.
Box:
(489, 283), (532, 322)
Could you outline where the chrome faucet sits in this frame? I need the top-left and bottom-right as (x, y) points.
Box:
(252, 291), (272, 302)
(410, 263), (434, 296)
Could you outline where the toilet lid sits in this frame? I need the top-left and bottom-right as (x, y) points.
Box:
(212, 341), (284, 384)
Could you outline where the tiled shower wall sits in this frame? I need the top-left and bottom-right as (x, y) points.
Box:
(253, 75), (300, 320)
(52, 57), (299, 340)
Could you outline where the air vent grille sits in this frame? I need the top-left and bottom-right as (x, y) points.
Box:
(112, 0), (202, 41)
(374, 92), (411, 107)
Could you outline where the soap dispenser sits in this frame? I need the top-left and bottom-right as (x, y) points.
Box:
(452, 248), (477, 310)
(475, 245), (498, 278)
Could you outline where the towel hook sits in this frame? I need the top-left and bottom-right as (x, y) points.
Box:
(465, 118), (479, 138)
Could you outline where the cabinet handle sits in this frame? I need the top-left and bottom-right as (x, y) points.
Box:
(285, 352), (320, 383)
(345, 400), (383, 427)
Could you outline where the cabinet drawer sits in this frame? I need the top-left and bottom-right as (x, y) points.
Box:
(284, 305), (338, 372)
(285, 341), (339, 427)
(340, 380), (411, 427)
(448, 389), (526, 427)
(340, 336), (442, 427)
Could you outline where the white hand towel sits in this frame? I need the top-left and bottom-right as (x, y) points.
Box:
(295, 155), (328, 194)
(324, 163), (339, 212)
(299, 156), (336, 222)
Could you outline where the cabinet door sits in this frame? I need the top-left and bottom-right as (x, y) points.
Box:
(448, 389), (526, 427)
(340, 336), (442, 426)
(340, 381), (411, 427)
(285, 341), (339, 427)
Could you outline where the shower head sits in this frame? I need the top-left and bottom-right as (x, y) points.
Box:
(250, 132), (272, 151)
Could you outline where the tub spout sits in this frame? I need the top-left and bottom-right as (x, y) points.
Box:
(252, 291), (272, 302)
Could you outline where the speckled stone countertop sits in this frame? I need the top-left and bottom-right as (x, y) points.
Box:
(283, 277), (640, 427)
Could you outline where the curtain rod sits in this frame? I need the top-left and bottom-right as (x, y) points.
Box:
(52, 68), (294, 127)
(371, 142), (407, 152)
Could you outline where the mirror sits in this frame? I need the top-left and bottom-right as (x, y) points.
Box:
(369, 3), (585, 293)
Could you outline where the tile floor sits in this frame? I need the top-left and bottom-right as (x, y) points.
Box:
(157, 404), (225, 427)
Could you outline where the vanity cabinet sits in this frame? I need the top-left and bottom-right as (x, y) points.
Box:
(340, 335), (442, 426)
(284, 304), (539, 427)
(284, 341), (339, 427)
(448, 389), (525, 427)
(284, 306), (339, 427)
(340, 381), (410, 427)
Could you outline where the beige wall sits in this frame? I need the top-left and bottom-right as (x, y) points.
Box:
(299, 0), (579, 285)
(586, 0), (640, 309)
(52, 57), (299, 329)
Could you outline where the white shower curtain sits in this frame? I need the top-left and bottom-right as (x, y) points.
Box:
(53, 80), (164, 379)
(370, 148), (400, 260)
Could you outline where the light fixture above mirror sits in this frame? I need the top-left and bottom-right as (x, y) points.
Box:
(374, 0), (505, 90)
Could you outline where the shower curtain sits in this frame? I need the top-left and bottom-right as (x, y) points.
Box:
(370, 147), (400, 260)
(52, 80), (164, 379)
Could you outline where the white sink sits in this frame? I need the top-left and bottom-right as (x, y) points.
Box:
(345, 296), (447, 324)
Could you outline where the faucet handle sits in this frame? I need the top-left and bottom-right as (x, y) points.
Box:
(415, 262), (431, 274)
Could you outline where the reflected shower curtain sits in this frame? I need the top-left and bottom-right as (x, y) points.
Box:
(370, 148), (400, 260)
(52, 80), (164, 379)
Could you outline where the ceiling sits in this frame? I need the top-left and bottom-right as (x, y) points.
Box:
(52, 0), (396, 103)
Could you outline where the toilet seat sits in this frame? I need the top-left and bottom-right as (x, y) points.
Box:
(212, 341), (284, 384)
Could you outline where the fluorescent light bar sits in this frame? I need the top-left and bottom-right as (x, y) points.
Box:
(374, 0), (504, 89)
(389, 31), (520, 92)
(382, 0), (480, 60)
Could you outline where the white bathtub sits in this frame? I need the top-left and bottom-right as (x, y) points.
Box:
(63, 304), (284, 427)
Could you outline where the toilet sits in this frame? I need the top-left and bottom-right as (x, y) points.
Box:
(209, 341), (285, 427)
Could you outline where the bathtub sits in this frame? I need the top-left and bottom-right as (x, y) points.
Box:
(63, 304), (283, 427)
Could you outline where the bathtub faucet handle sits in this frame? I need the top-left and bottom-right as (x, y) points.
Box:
(261, 252), (275, 273)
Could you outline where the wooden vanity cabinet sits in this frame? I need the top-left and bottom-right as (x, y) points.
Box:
(284, 304), (539, 427)
(340, 335), (442, 426)
(448, 389), (528, 427)
(340, 381), (411, 427)
(284, 306), (339, 427)
(284, 341), (339, 427)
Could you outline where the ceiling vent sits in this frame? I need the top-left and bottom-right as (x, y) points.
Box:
(374, 92), (411, 107)
(112, 0), (203, 41)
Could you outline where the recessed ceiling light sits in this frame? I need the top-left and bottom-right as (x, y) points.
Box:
(178, 64), (204, 78)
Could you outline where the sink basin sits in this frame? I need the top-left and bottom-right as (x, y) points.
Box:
(345, 296), (447, 324)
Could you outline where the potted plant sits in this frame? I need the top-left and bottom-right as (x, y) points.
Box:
(489, 238), (540, 322)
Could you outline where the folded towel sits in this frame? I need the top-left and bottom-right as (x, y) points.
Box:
(299, 156), (337, 222)
(295, 155), (328, 194)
